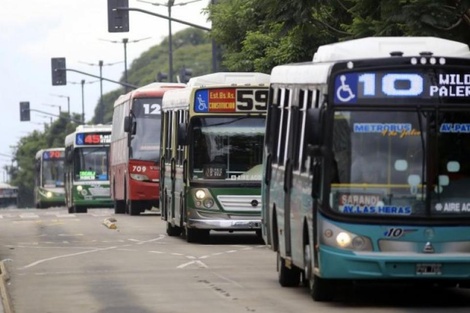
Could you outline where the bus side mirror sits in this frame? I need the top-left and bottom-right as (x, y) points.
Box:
(124, 116), (131, 132)
(65, 149), (73, 162)
(35, 161), (40, 172)
(124, 116), (136, 135)
(178, 123), (188, 146)
(306, 108), (323, 146)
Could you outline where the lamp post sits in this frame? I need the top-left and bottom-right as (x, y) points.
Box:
(41, 103), (62, 115)
(50, 94), (70, 114)
(137, 0), (202, 82)
(68, 79), (99, 124)
(99, 37), (151, 92)
(80, 60), (122, 123)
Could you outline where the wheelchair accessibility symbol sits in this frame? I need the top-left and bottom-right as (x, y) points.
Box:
(334, 74), (358, 104)
(195, 90), (209, 112)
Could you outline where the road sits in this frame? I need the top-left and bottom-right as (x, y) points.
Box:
(0, 207), (469, 313)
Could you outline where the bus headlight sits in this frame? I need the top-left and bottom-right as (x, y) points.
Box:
(195, 189), (206, 199)
(46, 191), (53, 198)
(321, 221), (372, 251)
(130, 173), (149, 181)
(77, 185), (83, 191)
(193, 189), (216, 209)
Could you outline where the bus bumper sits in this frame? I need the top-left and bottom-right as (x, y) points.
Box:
(187, 218), (262, 230)
(319, 246), (470, 281)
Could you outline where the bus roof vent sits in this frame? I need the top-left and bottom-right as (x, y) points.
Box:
(390, 51), (403, 57)
(419, 51), (433, 56)
(312, 37), (470, 63)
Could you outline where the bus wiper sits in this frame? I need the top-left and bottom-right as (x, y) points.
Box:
(416, 107), (426, 203)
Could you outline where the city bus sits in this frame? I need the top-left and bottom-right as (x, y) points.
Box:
(110, 82), (185, 215)
(64, 124), (113, 213)
(262, 36), (470, 301)
(161, 72), (271, 242)
(0, 183), (18, 208)
(34, 147), (66, 208)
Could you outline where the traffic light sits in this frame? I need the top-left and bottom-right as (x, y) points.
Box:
(19, 102), (30, 122)
(108, 0), (129, 32)
(156, 72), (168, 82)
(51, 57), (67, 86)
(179, 67), (193, 83)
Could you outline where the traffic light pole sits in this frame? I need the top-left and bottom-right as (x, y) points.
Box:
(113, 6), (216, 72)
(61, 68), (139, 89)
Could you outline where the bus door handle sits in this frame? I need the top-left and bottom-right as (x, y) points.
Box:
(264, 154), (272, 185)
(283, 159), (292, 192)
(183, 159), (188, 184)
(170, 158), (176, 180)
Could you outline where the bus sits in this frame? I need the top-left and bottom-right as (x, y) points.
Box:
(0, 183), (18, 208)
(110, 82), (185, 215)
(160, 72), (271, 242)
(34, 147), (66, 208)
(262, 36), (470, 301)
(64, 124), (113, 214)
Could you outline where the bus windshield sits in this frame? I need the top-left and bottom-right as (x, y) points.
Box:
(330, 110), (470, 218)
(74, 147), (109, 181)
(42, 159), (65, 187)
(130, 98), (161, 161)
(191, 116), (265, 180)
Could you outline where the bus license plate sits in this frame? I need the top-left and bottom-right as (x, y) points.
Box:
(416, 263), (442, 275)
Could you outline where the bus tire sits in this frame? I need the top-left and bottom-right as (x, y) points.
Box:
(75, 206), (87, 213)
(127, 200), (140, 216)
(166, 222), (182, 237)
(277, 250), (301, 287)
(310, 275), (334, 302)
(114, 200), (125, 214)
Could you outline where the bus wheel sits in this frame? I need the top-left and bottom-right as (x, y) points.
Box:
(114, 200), (125, 214)
(277, 250), (301, 287)
(303, 243), (333, 301)
(186, 228), (209, 243)
(127, 200), (140, 216)
(68, 206), (74, 214)
(166, 222), (182, 237)
(75, 206), (87, 213)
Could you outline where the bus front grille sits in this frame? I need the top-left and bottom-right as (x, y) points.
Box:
(216, 195), (262, 212)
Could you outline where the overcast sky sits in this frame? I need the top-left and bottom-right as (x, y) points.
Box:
(0, 0), (211, 179)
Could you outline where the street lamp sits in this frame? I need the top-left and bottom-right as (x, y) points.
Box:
(137, 0), (202, 82)
(68, 79), (99, 124)
(50, 94), (70, 115)
(79, 60), (122, 123)
(41, 103), (62, 115)
(99, 37), (151, 92)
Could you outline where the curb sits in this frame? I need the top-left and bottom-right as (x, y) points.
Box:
(0, 260), (13, 313)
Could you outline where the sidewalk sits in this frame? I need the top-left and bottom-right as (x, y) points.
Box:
(0, 261), (12, 313)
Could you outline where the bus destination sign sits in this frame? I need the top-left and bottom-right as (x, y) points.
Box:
(333, 69), (470, 105)
(43, 150), (64, 159)
(76, 132), (111, 145)
(194, 88), (268, 113)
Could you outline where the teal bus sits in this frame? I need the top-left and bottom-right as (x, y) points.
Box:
(64, 124), (113, 213)
(262, 37), (470, 301)
(34, 147), (66, 208)
(161, 72), (270, 242)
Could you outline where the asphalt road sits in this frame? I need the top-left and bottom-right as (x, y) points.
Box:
(0, 207), (469, 313)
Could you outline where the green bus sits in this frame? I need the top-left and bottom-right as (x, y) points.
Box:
(64, 124), (113, 213)
(34, 147), (66, 208)
(160, 72), (271, 242)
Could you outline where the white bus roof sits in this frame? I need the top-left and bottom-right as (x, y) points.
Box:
(271, 37), (470, 85)
(313, 36), (470, 62)
(187, 72), (271, 86)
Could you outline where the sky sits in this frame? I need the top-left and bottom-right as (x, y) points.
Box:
(0, 0), (211, 179)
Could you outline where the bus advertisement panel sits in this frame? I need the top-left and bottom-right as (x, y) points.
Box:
(161, 72), (270, 243)
(34, 147), (66, 208)
(64, 124), (113, 213)
(110, 82), (185, 215)
(263, 37), (470, 301)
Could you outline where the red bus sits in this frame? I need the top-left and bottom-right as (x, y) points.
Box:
(110, 82), (185, 215)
